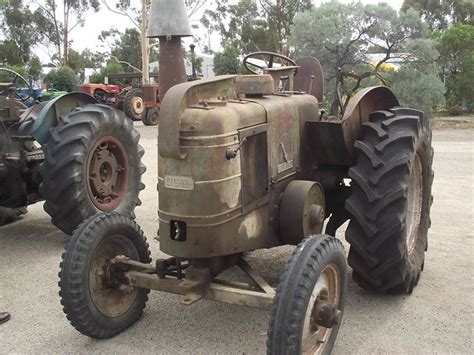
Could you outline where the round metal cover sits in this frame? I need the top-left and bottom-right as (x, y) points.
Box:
(279, 180), (326, 245)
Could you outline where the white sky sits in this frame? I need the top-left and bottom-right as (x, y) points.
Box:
(37, 0), (405, 62)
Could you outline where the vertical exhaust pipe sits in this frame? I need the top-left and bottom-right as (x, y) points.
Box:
(148, 0), (192, 102)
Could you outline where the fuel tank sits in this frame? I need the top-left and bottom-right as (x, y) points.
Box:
(158, 75), (320, 258)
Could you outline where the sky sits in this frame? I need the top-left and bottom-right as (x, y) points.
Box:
(40, 0), (405, 61)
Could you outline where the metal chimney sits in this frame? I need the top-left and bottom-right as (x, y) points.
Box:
(148, 0), (192, 101)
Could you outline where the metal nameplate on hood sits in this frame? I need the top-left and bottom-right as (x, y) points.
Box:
(164, 175), (195, 191)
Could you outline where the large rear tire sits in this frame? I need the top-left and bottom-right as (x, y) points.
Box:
(59, 213), (151, 339)
(345, 107), (434, 294)
(123, 88), (144, 121)
(267, 235), (347, 355)
(39, 104), (146, 234)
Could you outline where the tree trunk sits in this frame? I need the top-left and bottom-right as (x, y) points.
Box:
(141, 0), (149, 84)
(63, 4), (69, 66)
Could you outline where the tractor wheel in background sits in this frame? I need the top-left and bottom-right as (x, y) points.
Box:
(345, 107), (434, 294)
(267, 235), (347, 355)
(59, 213), (151, 339)
(39, 104), (146, 235)
(123, 88), (144, 121)
(142, 108), (159, 126)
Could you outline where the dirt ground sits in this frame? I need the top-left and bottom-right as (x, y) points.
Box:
(0, 124), (472, 354)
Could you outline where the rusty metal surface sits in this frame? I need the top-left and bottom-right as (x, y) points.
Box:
(279, 180), (325, 245)
(235, 75), (274, 96)
(142, 83), (158, 103)
(307, 86), (399, 166)
(158, 75), (238, 160)
(294, 57), (324, 102)
(85, 135), (129, 211)
(158, 37), (188, 103)
(158, 77), (321, 257)
(125, 271), (274, 310)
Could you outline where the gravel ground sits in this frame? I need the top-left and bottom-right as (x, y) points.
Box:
(0, 125), (472, 354)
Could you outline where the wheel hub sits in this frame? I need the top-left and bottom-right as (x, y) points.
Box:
(131, 96), (144, 115)
(90, 234), (139, 318)
(302, 264), (341, 354)
(406, 154), (423, 255)
(87, 136), (128, 211)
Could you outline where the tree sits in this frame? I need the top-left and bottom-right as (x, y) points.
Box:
(34, 0), (100, 65)
(402, 0), (473, 30)
(213, 44), (240, 75)
(437, 23), (474, 111)
(200, 0), (311, 55)
(292, 1), (444, 116)
(0, 0), (45, 66)
(43, 66), (79, 91)
(28, 55), (43, 81)
(89, 60), (125, 84)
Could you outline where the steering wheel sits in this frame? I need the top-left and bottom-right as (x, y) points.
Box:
(0, 67), (33, 102)
(243, 51), (298, 76)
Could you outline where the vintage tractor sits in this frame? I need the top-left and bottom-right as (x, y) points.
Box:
(80, 75), (159, 126)
(0, 68), (146, 234)
(58, 0), (433, 353)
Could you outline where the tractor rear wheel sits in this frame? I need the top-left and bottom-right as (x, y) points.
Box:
(39, 104), (146, 234)
(123, 88), (144, 121)
(267, 235), (347, 355)
(345, 108), (434, 294)
(59, 213), (151, 338)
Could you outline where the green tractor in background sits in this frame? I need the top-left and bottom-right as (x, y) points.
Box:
(0, 67), (146, 233)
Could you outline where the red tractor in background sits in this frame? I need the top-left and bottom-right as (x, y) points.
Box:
(79, 72), (160, 126)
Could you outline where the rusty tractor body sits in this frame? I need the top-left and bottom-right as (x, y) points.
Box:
(80, 73), (161, 125)
(79, 83), (123, 107)
(59, 0), (434, 353)
(0, 68), (146, 234)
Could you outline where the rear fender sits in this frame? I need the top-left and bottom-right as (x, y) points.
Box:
(308, 86), (399, 166)
(31, 92), (97, 144)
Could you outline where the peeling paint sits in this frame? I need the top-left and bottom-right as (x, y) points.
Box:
(238, 210), (263, 240)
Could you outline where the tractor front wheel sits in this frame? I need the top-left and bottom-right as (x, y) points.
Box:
(39, 104), (146, 234)
(267, 235), (347, 355)
(345, 107), (434, 294)
(59, 213), (151, 338)
(142, 108), (159, 126)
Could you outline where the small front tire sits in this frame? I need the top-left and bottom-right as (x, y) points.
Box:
(59, 213), (152, 339)
(267, 235), (347, 355)
(142, 108), (159, 126)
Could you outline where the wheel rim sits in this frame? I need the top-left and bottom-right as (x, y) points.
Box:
(406, 154), (423, 255)
(86, 136), (129, 211)
(89, 234), (139, 317)
(148, 109), (159, 125)
(131, 96), (144, 116)
(302, 264), (341, 354)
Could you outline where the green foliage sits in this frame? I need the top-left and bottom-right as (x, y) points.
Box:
(388, 67), (446, 118)
(213, 44), (240, 75)
(291, 1), (446, 116)
(28, 56), (43, 81)
(32, 0), (100, 65)
(0, 66), (28, 83)
(89, 61), (125, 85)
(201, 0), (312, 55)
(402, 0), (473, 30)
(0, 0), (45, 66)
(437, 24), (474, 112)
(99, 27), (159, 72)
(43, 67), (79, 91)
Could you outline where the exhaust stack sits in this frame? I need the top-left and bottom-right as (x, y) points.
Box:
(148, 0), (192, 101)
